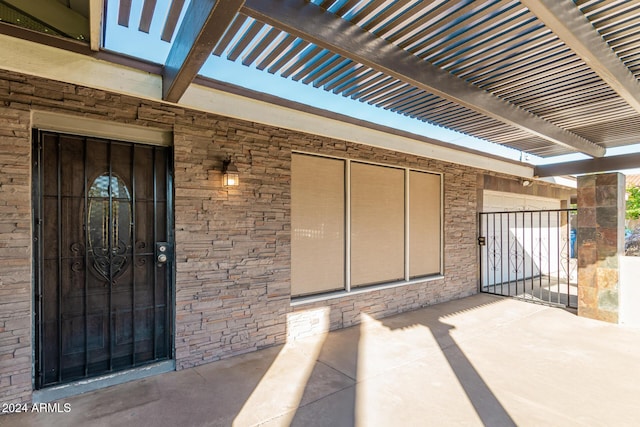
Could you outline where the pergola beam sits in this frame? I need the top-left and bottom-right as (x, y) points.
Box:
(521, 0), (640, 116)
(241, 0), (606, 158)
(163, 0), (245, 103)
(535, 152), (640, 178)
(89, 0), (104, 51)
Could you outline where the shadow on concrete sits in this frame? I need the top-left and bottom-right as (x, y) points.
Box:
(428, 320), (515, 426)
(482, 277), (578, 309)
(6, 295), (518, 427)
(288, 325), (360, 427)
(283, 295), (516, 426)
(4, 347), (284, 427)
(379, 296), (516, 427)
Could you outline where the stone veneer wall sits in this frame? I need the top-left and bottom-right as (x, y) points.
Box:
(0, 105), (31, 405)
(0, 69), (481, 404)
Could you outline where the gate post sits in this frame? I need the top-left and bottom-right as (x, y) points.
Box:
(576, 173), (626, 323)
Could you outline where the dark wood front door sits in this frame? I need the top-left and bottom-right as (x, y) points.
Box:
(33, 130), (173, 389)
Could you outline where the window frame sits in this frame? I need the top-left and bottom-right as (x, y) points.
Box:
(291, 151), (444, 301)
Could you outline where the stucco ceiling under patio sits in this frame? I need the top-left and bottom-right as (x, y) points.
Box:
(2, 0), (640, 170)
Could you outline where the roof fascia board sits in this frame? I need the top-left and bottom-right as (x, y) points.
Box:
(0, 33), (533, 178)
(194, 76), (529, 167)
(180, 82), (534, 178)
(162, 0), (245, 102)
(241, 0), (606, 158)
(521, 0), (640, 116)
(535, 153), (640, 177)
(0, 34), (161, 99)
(0, 21), (164, 74)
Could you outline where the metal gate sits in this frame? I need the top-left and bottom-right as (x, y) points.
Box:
(478, 209), (577, 309)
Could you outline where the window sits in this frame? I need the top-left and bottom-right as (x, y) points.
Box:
(350, 162), (405, 286)
(291, 153), (442, 297)
(291, 155), (345, 295)
(409, 170), (441, 277)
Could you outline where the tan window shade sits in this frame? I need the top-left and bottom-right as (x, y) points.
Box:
(409, 171), (441, 277)
(291, 154), (345, 296)
(350, 162), (405, 286)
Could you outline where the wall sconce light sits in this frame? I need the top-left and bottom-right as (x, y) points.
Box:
(222, 157), (239, 187)
(522, 179), (532, 187)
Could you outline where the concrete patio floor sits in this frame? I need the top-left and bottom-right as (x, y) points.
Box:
(4, 293), (640, 427)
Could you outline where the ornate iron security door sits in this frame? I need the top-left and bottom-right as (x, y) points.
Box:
(33, 130), (173, 388)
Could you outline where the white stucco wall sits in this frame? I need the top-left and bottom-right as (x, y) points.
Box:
(619, 256), (640, 327)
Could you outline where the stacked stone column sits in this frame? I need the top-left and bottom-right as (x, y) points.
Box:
(577, 173), (626, 323)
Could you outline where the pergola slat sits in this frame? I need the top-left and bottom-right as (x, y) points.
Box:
(139, 0), (157, 33)
(242, 0), (606, 157)
(161, 0), (186, 42)
(522, 0), (640, 116)
(118, 0), (132, 27)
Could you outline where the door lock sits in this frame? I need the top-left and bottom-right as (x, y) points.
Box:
(156, 242), (171, 265)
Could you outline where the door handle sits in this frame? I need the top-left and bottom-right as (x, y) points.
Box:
(157, 253), (167, 263)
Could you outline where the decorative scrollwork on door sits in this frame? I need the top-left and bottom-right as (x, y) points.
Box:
(87, 174), (132, 284)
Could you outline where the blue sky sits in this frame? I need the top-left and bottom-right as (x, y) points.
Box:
(103, 0), (640, 174)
